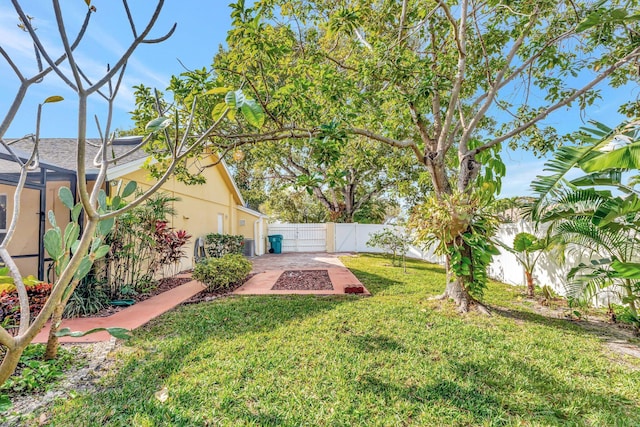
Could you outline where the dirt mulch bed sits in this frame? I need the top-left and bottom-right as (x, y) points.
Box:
(271, 270), (333, 291)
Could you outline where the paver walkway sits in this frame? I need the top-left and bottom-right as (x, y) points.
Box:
(235, 252), (369, 296)
(33, 276), (203, 344)
(32, 253), (368, 343)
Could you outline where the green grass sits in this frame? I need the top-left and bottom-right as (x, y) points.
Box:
(47, 254), (640, 426)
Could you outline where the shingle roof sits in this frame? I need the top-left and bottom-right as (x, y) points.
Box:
(1, 137), (148, 174)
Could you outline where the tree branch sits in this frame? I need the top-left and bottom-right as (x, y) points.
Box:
(472, 46), (640, 156)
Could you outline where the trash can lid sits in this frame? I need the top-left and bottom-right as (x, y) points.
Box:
(268, 234), (284, 239)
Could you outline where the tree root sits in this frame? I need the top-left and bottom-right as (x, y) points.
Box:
(429, 292), (492, 316)
(428, 293), (448, 301)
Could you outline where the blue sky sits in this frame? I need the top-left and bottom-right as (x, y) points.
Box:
(0, 2), (635, 198)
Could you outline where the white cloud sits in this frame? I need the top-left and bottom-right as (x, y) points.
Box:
(499, 158), (547, 198)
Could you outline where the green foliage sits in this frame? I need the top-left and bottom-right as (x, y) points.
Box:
(260, 188), (328, 223)
(0, 267), (41, 294)
(192, 254), (251, 291)
(529, 119), (640, 329)
(366, 228), (411, 268)
(410, 193), (500, 298)
(96, 193), (189, 299)
(55, 327), (131, 340)
(446, 218), (501, 299)
(63, 279), (109, 318)
(204, 233), (245, 258)
(0, 283), (52, 330)
(129, 75), (265, 186)
(0, 344), (75, 406)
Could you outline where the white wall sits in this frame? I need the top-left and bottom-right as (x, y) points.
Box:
(358, 222), (575, 298)
(275, 221), (620, 304)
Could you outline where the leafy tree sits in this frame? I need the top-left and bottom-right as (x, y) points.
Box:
(131, 68), (419, 223)
(528, 119), (640, 330)
(0, 1), (263, 384)
(366, 228), (412, 271)
(209, 0), (640, 312)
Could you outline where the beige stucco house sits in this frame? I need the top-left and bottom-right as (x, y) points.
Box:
(0, 138), (266, 280)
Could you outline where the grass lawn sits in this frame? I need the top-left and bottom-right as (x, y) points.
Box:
(46, 254), (640, 426)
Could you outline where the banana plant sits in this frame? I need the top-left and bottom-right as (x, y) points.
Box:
(528, 119), (640, 330)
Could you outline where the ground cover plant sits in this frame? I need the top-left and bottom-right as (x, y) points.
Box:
(45, 254), (640, 426)
(0, 344), (77, 412)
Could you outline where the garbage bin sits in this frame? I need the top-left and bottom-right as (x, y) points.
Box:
(267, 234), (283, 254)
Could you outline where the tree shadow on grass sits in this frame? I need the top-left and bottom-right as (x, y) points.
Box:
(347, 333), (405, 353)
(356, 356), (637, 425)
(52, 295), (356, 425)
(342, 267), (404, 294)
(491, 305), (638, 342)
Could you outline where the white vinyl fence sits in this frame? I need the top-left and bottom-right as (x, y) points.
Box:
(268, 221), (621, 301)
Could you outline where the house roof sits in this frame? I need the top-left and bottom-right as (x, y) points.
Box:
(2, 137), (257, 212)
(3, 137), (148, 175)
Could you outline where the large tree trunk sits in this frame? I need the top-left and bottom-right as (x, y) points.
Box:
(433, 241), (491, 315)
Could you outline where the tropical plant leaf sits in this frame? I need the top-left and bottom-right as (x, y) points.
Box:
(225, 91), (237, 109)
(47, 210), (57, 228)
(145, 117), (172, 132)
(205, 87), (232, 95)
(98, 190), (107, 211)
(527, 146), (600, 221)
(43, 95), (64, 104)
(611, 260), (640, 279)
(581, 143), (640, 172)
(240, 99), (265, 128)
(63, 222), (80, 251)
(211, 102), (227, 121)
(44, 229), (63, 260)
(92, 244), (110, 260)
(121, 180), (137, 198)
(513, 232), (536, 253)
(58, 187), (74, 209)
(70, 240), (81, 255)
(55, 327), (131, 340)
(97, 217), (115, 236)
(74, 256), (93, 280)
(593, 195), (640, 227)
(71, 204), (83, 222)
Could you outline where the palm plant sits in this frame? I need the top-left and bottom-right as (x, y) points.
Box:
(507, 231), (558, 297)
(527, 119), (640, 330)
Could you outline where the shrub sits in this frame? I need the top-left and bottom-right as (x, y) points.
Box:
(98, 193), (190, 299)
(366, 228), (412, 270)
(0, 283), (52, 328)
(63, 279), (110, 318)
(204, 233), (245, 258)
(193, 254), (251, 291)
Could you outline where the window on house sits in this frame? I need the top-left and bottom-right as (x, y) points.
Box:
(217, 213), (224, 234)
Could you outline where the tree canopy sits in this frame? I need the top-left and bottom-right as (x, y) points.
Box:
(208, 0), (640, 311)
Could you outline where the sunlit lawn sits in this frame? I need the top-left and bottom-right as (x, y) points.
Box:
(46, 254), (640, 426)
